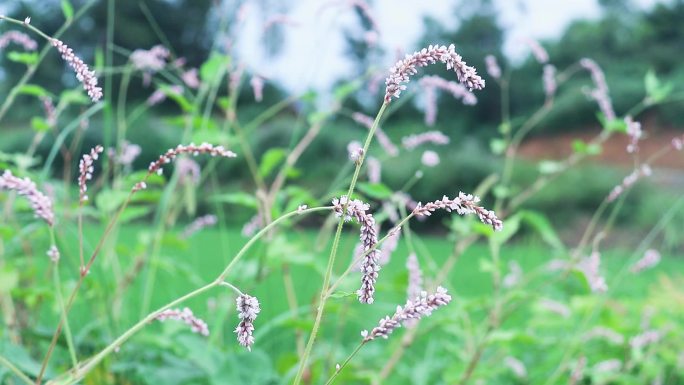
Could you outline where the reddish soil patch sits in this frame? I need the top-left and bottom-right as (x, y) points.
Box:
(517, 119), (684, 170)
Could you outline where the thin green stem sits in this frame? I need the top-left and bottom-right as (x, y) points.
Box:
(0, 354), (34, 385)
(292, 102), (388, 385)
(53, 263), (79, 371)
(324, 342), (365, 385)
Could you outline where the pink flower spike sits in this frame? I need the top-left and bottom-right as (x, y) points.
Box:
(0, 30), (37, 50)
(51, 38), (102, 102)
(155, 307), (209, 336)
(78, 145), (104, 204)
(235, 294), (260, 351)
(0, 170), (54, 226)
(413, 192), (503, 232)
(384, 44), (485, 103)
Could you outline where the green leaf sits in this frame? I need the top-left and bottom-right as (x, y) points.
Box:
(538, 160), (563, 174)
(259, 148), (287, 178)
(307, 111), (327, 125)
(30, 117), (50, 132)
(61, 0), (74, 20)
(519, 210), (564, 251)
(571, 139), (601, 155)
(163, 87), (194, 112)
(59, 89), (90, 105)
(356, 182), (393, 200)
(498, 122), (511, 135)
(200, 54), (230, 84)
(210, 192), (258, 208)
(7, 51), (38, 65)
(17, 84), (49, 98)
(644, 69), (673, 104)
(489, 138), (506, 155)
(118, 206), (153, 224)
(333, 80), (361, 101)
(95, 190), (130, 214)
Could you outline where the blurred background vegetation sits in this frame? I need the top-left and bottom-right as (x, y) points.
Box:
(1, 0), (683, 239)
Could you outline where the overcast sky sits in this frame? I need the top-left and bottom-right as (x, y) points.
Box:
(235, 0), (668, 93)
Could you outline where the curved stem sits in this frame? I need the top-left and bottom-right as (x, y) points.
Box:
(292, 102), (388, 385)
(323, 342), (365, 385)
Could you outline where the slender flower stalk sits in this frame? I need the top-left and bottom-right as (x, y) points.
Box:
(78, 145), (104, 204)
(235, 293), (261, 351)
(51, 38), (102, 102)
(361, 286), (451, 341)
(413, 192), (503, 231)
(155, 307), (209, 336)
(0, 170), (54, 226)
(332, 196), (380, 304)
(384, 44), (485, 102)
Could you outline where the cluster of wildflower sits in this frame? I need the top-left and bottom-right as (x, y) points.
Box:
(384, 44), (485, 103)
(606, 164), (652, 202)
(523, 38), (549, 63)
(352, 112), (398, 156)
(539, 298), (571, 318)
(47, 245), (60, 263)
(582, 326), (625, 345)
(155, 307), (209, 336)
(0, 30), (37, 50)
(630, 330), (661, 349)
(504, 356), (528, 379)
(631, 249), (661, 273)
(241, 214), (262, 237)
(130, 45), (169, 72)
(543, 64), (557, 99)
(593, 359), (622, 374)
(421, 150), (440, 167)
(672, 135), (684, 151)
(78, 145), (104, 203)
(51, 38), (102, 102)
(347, 141), (364, 164)
(333, 196), (380, 304)
(108, 141), (142, 167)
(580, 58), (615, 121)
(349, 0), (380, 36)
(361, 286), (451, 341)
(413, 192), (503, 232)
(147, 85), (183, 106)
(578, 251), (607, 293)
(624, 116), (643, 154)
(485, 54), (501, 80)
(366, 156), (381, 183)
(502, 261), (523, 288)
(406, 253), (423, 302)
(0, 170), (54, 226)
(402, 131), (449, 150)
(40, 96), (57, 127)
(235, 293), (260, 351)
(569, 357), (587, 385)
(177, 158), (201, 186)
(181, 68), (200, 89)
(419, 76), (476, 126)
(250, 75), (264, 102)
(181, 215), (218, 239)
(133, 143), (236, 192)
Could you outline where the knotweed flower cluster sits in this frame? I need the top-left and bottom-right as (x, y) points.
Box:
(523, 37), (549, 64)
(250, 75), (264, 102)
(181, 214), (218, 239)
(366, 156), (381, 183)
(182, 68), (200, 89)
(155, 307), (209, 336)
(485, 54), (501, 80)
(630, 330), (661, 349)
(0, 170), (54, 226)
(0, 30), (37, 50)
(539, 298), (571, 318)
(47, 245), (60, 263)
(593, 359), (622, 374)
(631, 249), (661, 273)
(419, 76), (477, 126)
(241, 214), (262, 237)
(347, 141), (364, 164)
(361, 287), (451, 341)
(352, 112), (398, 156)
(235, 293), (260, 351)
(147, 85), (183, 106)
(502, 261), (523, 288)
(421, 150), (440, 167)
(40, 96), (57, 127)
(607, 164), (652, 202)
(333, 196), (380, 304)
(579, 251), (607, 293)
(625, 116), (643, 153)
(402, 131), (449, 150)
(78, 145), (104, 203)
(130, 45), (170, 72)
(108, 141), (142, 167)
(133, 143), (236, 192)
(504, 356), (528, 379)
(384, 44), (485, 103)
(406, 253), (423, 302)
(580, 58), (615, 121)
(51, 38), (102, 102)
(176, 158), (201, 186)
(672, 136), (683, 151)
(413, 192), (503, 232)
(583, 326), (625, 345)
(543, 64), (557, 99)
